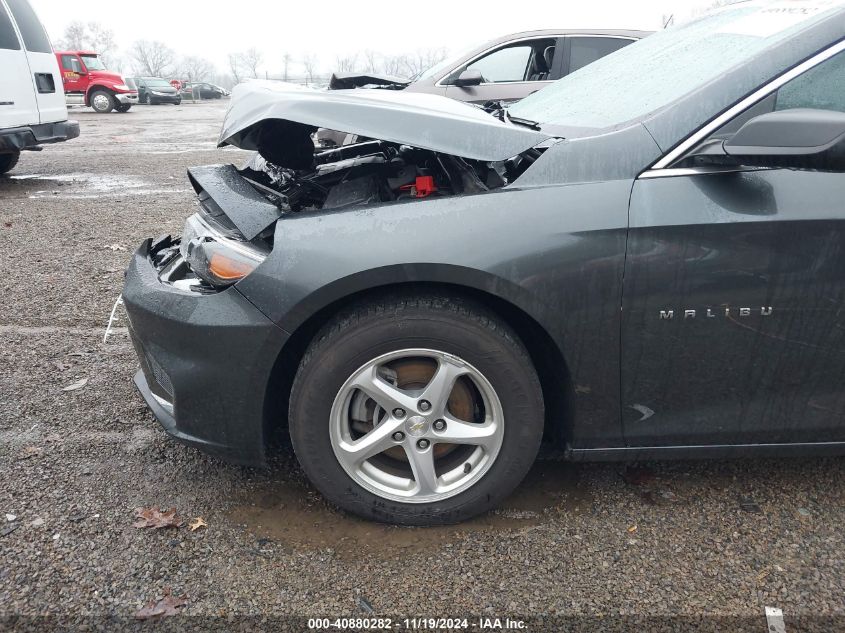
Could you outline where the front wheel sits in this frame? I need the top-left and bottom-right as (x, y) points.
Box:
(289, 294), (544, 525)
(0, 152), (20, 175)
(90, 90), (115, 113)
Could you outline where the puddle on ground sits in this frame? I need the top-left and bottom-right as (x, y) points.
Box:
(1, 173), (189, 199)
(230, 460), (590, 558)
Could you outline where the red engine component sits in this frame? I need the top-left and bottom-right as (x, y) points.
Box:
(400, 175), (438, 198)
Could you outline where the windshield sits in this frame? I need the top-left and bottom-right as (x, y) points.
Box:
(144, 78), (172, 87)
(510, 0), (845, 130)
(80, 55), (106, 71)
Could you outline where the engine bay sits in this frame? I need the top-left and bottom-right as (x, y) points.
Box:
(237, 121), (544, 213)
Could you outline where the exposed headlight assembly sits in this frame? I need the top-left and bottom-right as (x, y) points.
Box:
(180, 213), (268, 289)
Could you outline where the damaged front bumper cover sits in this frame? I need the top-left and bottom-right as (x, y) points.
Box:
(123, 238), (289, 467)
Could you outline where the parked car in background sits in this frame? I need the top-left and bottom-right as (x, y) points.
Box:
(131, 77), (182, 105)
(55, 50), (137, 113)
(180, 82), (229, 100)
(333, 29), (648, 102)
(319, 28), (648, 146)
(0, 0), (79, 173)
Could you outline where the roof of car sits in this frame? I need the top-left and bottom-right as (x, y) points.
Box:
(485, 28), (653, 41)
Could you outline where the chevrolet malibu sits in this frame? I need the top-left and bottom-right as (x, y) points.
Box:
(124, 1), (845, 525)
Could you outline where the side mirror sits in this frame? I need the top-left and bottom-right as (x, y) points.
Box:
(723, 108), (845, 172)
(453, 69), (483, 87)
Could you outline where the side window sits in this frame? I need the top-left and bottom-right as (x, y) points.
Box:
(0, 2), (21, 50)
(5, 0), (50, 53)
(61, 55), (82, 73)
(466, 45), (533, 83)
(775, 51), (845, 113)
(568, 37), (632, 74)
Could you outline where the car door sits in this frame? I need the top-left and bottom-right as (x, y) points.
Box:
(5, 0), (64, 124)
(621, 48), (845, 447)
(60, 54), (86, 94)
(444, 37), (561, 104)
(0, 0), (36, 128)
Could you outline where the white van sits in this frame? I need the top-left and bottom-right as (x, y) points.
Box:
(0, 0), (78, 175)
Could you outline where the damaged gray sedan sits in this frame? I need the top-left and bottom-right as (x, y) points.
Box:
(125, 1), (845, 525)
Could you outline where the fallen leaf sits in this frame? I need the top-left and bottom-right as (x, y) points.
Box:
(627, 524), (638, 533)
(134, 588), (187, 620)
(62, 378), (88, 392)
(18, 446), (41, 460)
(756, 569), (770, 582)
(133, 507), (183, 529)
(188, 517), (207, 532)
(105, 244), (126, 252)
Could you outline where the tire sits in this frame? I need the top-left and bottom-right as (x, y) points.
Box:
(175, 99), (182, 106)
(289, 293), (544, 525)
(115, 104), (131, 113)
(90, 89), (115, 113)
(142, 93), (151, 105)
(0, 152), (20, 175)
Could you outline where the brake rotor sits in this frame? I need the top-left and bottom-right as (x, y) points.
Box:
(349, 357), (477, 462)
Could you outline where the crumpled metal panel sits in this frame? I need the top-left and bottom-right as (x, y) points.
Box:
(218, 81), (551, 162)
(328, 72), (410, 90)
(187, 164), (281, 240)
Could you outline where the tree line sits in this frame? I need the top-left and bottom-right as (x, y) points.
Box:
(54, 21), (448, 88)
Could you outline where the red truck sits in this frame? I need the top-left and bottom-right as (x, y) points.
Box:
(54, 51), (139, 113)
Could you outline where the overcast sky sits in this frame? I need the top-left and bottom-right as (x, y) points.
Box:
(33, 0), (719, 76)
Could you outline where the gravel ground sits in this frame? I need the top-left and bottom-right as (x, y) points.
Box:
(1, 102), (844, 632)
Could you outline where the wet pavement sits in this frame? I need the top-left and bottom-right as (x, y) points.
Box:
(1, 101), (844, 630)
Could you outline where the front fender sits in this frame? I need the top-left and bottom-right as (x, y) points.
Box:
(236, 187), (584, 336)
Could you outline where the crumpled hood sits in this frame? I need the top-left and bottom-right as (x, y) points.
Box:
(218, 80), (551, 162)
(328, 72), (410, 90)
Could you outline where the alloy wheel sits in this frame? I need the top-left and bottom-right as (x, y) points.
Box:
(329, 349), (505, 503)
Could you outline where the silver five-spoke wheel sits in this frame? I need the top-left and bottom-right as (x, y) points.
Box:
(330, 349), (505, 503)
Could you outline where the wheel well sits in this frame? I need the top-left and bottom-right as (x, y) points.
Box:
(262, 282), (574, 450)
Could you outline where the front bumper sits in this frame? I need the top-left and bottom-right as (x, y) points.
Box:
(115, 92), (139, 105)
(149, 94), (180, 104)
(0, 120), (80, 152)
(123, 239), (289, 466)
